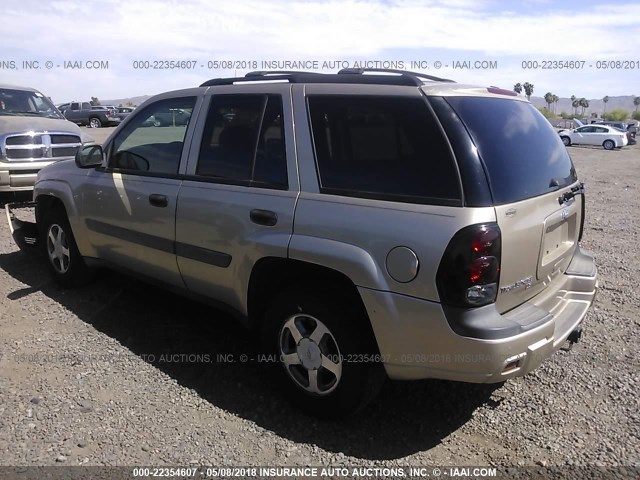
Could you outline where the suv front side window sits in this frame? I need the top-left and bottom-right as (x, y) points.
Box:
(108, 97), (196, 175)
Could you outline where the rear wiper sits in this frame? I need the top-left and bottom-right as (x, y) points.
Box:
(558, 183), (584, 205)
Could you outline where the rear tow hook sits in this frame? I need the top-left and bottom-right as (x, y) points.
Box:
(566, 326), (583, 350)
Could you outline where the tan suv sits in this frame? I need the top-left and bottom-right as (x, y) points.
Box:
(6, 69), (598, 417)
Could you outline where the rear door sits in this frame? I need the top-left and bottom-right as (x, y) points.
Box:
(444, 96), (583, 313)
(175, 85), (297, 314)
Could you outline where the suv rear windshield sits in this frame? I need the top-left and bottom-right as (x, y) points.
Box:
(445, 97), (577, 204)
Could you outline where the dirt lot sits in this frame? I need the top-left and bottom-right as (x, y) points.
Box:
(0, 144), (638, 470)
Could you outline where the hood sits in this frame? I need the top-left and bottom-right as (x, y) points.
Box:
(0, 115), (83, 137)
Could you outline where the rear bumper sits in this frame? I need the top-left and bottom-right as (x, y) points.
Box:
(360, 246), (597, 382)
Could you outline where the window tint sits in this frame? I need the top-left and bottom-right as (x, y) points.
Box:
(307, 95), (460, 205)
(109, 97), (196, 175)
(445, 97), (577, 204)
(196, 94), (287, 188)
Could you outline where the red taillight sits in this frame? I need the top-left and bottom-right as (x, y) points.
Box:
(436, 224), (502, 308)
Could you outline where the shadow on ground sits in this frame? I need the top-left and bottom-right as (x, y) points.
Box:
(0, 249), (503, 460)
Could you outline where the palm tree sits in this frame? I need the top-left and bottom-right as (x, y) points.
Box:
(514, 83), (523, 95)
(571, 95), (576, 115)
(552, 94), (559, 114)
(602, 95), (609, 114)
(523, 82), (534, 100)
(634, 96), (640, 113)
(572, 99), (580, 116)
(579, 98), (589, 116)
(544, 92), (554, 110)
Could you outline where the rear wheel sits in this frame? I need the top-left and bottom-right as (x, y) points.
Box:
(89, 117), (102, 128)
(41, 206), (93, 287)
(561, 136), (571, 146)
(263, 287), (385, 418)
(603, 139), (615, 150)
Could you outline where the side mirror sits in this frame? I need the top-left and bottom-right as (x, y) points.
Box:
(75, 144), (104, 169)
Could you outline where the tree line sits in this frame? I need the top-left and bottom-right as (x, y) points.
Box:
(513, 82), (640, 121)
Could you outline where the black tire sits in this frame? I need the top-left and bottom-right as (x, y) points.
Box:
(603, 139), (615, 150)
(561, 136), (571, 146)
(89, 117), (102, 128)
(262, 287), (385, 418)
(41, 206), (93, 287)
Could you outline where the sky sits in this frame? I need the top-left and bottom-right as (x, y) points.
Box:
(2, 0), (639, 104)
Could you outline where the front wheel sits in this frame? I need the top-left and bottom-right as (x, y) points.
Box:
(89, 117), (102, 128)
(263, 287), (385, 418)
(561, 136), (571, 146)
(603, 139), (615, 150)
(41, 207), (93, 287)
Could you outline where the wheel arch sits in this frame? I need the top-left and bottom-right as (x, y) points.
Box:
(35, 187), (89, 256)
(247, 257), (380, 350)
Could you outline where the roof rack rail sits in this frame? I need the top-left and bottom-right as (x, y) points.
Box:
(338, 68), (455, 83)
(200, 69), (455, 87)
(244, 70), (318, 77)
(200, 75), (296, 87)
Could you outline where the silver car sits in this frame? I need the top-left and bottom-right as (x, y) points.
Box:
(6, 70), (598, 417)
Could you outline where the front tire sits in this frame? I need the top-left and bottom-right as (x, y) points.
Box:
(603, 139), (615, 150)
(41, 206), (93, 287)
(561, 136), (571, 146)
(263, 287), (385, 418)
(89, 117), (102, 128)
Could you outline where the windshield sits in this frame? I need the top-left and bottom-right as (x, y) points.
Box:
(0, 88), (64, 119)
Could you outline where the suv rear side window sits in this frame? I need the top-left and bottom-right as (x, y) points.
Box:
(196, 94), (287, 188)
(308, 95), (461, 205)
(445, 97), (577, 204)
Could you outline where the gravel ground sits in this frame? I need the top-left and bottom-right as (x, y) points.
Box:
(0, 144), (638, 469)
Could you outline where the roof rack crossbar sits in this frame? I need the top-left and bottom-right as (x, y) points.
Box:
(338, 68), (455, 83)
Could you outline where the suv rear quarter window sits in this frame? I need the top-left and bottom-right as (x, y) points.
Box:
(307, 95), (461, 206)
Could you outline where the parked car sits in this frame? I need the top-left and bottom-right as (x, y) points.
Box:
(151, 107), (191, 127)
(63, 102), (121, 128)
(594, 121), (636, 145)
(0, 84), (93, 192)
(6, 70), (597, 417)
(559, 124), (628, 149)
(56, 103), (70, 114)
(116, 107), (135, 121)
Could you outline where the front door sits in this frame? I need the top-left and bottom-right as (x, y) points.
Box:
(79, 94), (201, 288)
